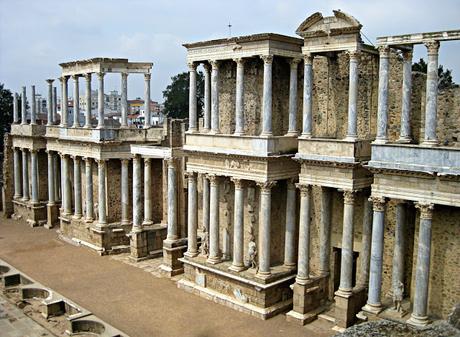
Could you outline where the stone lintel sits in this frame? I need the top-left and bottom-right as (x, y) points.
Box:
(376, 29), (460, 46)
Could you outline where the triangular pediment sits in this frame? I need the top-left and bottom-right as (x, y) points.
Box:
(296, 10), (362, 37)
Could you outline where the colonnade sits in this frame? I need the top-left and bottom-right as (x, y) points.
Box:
(12, 147), (43, 205)
(12, 83), (58, 125)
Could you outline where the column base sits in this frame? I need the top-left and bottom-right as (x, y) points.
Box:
(142, 220), (153, 226)
(184, 251), (199, 258)
(286, 131), (298, 137)
(421, 139), (439, 147)
(259, 132), (273, 138)
(206, 256), (222, 265)
(84, 217), (94, 223)
(228, 264), (246, 272)
(362, 302), (384, 315)
(300, 133), (312, 139)
(344, 135), (358, 142)
(256, 270), (271, 279)
(397, 136), (412, 143)
(160, 238), (187, 277)
(334, 288), (364, 328)
(372, 138), (389, 145)
(407, 313), (431, 327)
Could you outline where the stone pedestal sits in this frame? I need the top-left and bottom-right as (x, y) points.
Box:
(129, 229), (149, 261)
(45, 203), (59, 229)
(160, 238), (187, 277)
(13, 200), (47, 227)
(334, 289), (365, 328)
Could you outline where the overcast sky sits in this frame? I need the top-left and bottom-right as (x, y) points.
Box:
(1, 0), (459, 102)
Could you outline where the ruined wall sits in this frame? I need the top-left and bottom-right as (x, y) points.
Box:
(106, 159), (121, 223)
(152, 159), (163, 223)
(2, 134), (14, 217)
(37, 151), (48, 202)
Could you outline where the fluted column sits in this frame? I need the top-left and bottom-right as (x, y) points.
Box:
(207, 174), (221, 263)
(375, 46), (390, 143)
(13, 148), (22, 199)
(185, 172), (198, 257)
(120, 72), (128, 128)
(234, 58), (245, 135)
(408, 203), (434, 326)
(47, 151), (55, 206)
(97, 72), (105, 129)
(210, 60), (220, 134)
(188, 62), (198, 132)
(144, 73), (151, 128)
(13, 92), (19, 124)
(422, 41), (440, 146)
(84, 74), (92, 128)
(73, 156), (82, 218)
(60, 77), (69, 127)
(30, 85), (36, 125)
(166, 159), (178, 240)
(97, 159), (107, 225)
(72, 75), (80, 127)
(392, 201), (407, 295)
(296, 184), (312, 283)
(261, 55), (274, 136)
(346, 51), (359, 140)
(203, 64), (211, 132)
(21, 87), (27, 125)
(30, 150), (39, 204)
(143, 158), (153, 225)
(363, 196), (386, 314)
(62, 154), (72, 215)
(229, 178), (245, 271)
(22, 149), (29, 201)
(302, 54), (313, 137)
(84, 158), (94, 222)
(132, 155), (142, 230)
(287, 58), (301, 135)
(319, 186), (332, 275)
(399, 49), (413, 143)
(121, 159), (130, 225)
(284, 179), (297, 267)
(257, 181), (276, 277)
(202, 175), (210, 233)
(46, 79), (54, 126)
(358, 195), (373, 288)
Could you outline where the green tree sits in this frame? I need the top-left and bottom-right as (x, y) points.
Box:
(0, 83), (13, 150)
(162, 71), (204, 119)
(412, 58), (458, 89)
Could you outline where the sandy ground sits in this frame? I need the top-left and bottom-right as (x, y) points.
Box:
(0, 215), (334, 337)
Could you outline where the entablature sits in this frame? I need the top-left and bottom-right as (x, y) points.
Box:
(59, 57), (153, 76)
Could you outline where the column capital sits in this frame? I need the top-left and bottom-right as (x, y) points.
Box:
(209, 60), (220, 70)
(289, 57), (302, 68)
(260, 54), (274, 64)
(46, 79), (54, 84)
(287, 178), (298, 190)
(59, 76), (69, 83)
(59, 153), (67, 159)
(424, 40), (440, 55)
(296, 183), (311, 196)
(71, 74), (79, 81)
(233, 58), (245, 66)
(203, 62), (212, 72)
(96, 72), (105, 80)
(30, 148), (38, 154)
(343, 190), (356, 205)
(121, 158), (130, 165)
(187, 62), (197, 71)
(230, 177), (245, 189)
(144, 157), (151, 164)
(347, 49), (360, 61)
(415, 202), (434, 219)
(144, 73), (151, 81)
(208, 174), (220, 185)
(257, 180), (276, 193)
(83, 157), (92, 163)
(166, 157), (176, 169)
(96, 158), (106, 166)
(402, 49), (413, 61)
(369, 196), (386, 211)
(70, 155), (80, 161)
(303, 53), (313, 65)
(84, 73), (92, 81)
(121, 71), (129, 78)
(377, 45), (390, 57)
(185, 171), (197, 180)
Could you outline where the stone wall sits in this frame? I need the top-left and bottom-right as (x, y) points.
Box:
(2, 133), (14, 217)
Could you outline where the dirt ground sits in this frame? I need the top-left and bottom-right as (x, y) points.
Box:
(0, 215), (334, 337)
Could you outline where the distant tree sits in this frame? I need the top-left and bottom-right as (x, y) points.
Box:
(162, 71), (204, 119)
(412, 58), (458, 89)
(0, 83), (13, 150)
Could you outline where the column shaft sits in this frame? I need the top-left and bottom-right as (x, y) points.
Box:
(284, 180), (297, 267)
(97, 160), (107, 224)
(132, 156), (142, 229)
(97, 73), (104, 128)
(21, 87), (27, 125)
(207, 175), (221, 263)
(319, 186), (332, 275)
(302, 54), (313, 137)
(261, 55), (273, 136)
(62, 155), (72, 215)
(186, 173), (198, 257)
(46, 80), (54, 126)
(287, 59), (300, 135)
(73, 76), (80, 127)
(392, 202), (406, 292)
(296, 184), (311, 283)
(85, 158), (93, 221)
(399, 50), (413, 142)
(338, 191), (355, 294)
(346, 51), (359, 140)
(202, 175), (210, 233)
(121, 73), (128, 128)
(47, 152), (55, 205)
(144, 73), (151, 128)
(54, 154), (60, 202)
(121, 159), (130, 225)
(22, 150), (29, 201)
(143, 158), (152, 224)
(234, 59), (245, 135)
(257, 181), (275, 276)
(210, 61), (220, 133)
(13, 93), (19, 124)
(61, 77), (68, 127)
(13, 148), (22, 199)
(166, 159), (178, 240)
(358, 196), (373, 288)
(203, 64), (211, 132)
(73, 157), (82, 217)
(375, 46), (390, 143)
(53, 86), (58, 124)
(230, 178), (244, 271)
(188, 63), (198, 132)
(30, 150), (39, 204)
(423, 41), (440, 145)
(30, 85), (36, 125)
(84, 74), (92, 128)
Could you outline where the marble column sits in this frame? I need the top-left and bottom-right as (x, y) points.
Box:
(375, 46), (390, 143)
(358, 196), (373, 288)
(120, 72), (128, 128)
(392, 201), (407, 294)
(234, 58), (245, 135)
(257, 181), (276, 277)
(62, 155), (72, 215)
(54, 154), (60, 202)
(13, 148), (22, 199)
(399, 49), (413, 143)
(319, 186), (332, 275)
(284, 179), (297, 267)
(22, 149), (29, 201)
(363, 196), (386, 314)
(230, 178), (245, 271)
(302, 54), (313, 137)
(287, 58), (301, 135)
(46, 80), (54, 126)
(97, 159), (107, 225)
(143, 158), (153, 225)
(73, 156), (82, 218)
(408, 203), (434, 326)
(21, 87), (27, 125)
(97, 72), (105, 129)
(422, 41), (440, 146)
(72, 75), (80, 127)
(121, 159), (130, 225)
(132, 156), (142, 230)
(30, 150), (39, 204)
(188, 62), (198, 132)
(84, 158), (94, 222)
(346, 51), (359, 140)
(203, 64), (211, 132)
(296, 184), (312, 283)
(60, 77), (69, 127)
(53, 86), (58, 124)
(337, 191), (356, 295)
(207, 175), (221, 263)
(30, 85), (36, 125)
(13, 92), (19, 124)
(84, 73), (92, 128)
(210, 60), (220, 134)
(185, 172), (198, 257)
(261, 55), (274, 136)
(202, 175), (210, 233)
(144, 73), (151, 128)
(47, 151), (55, 206)
(166, 159), (178, 240)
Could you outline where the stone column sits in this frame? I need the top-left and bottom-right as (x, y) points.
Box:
(261, 55), (274, 136)
(287, 58), (301, 135)
(203, 64), (211, 132)
(144, 73), (151, 128)
(399, 49), (413, 143)
(202, 175), (210, 233)
(375, 46), (390, 143)
(319, 186), (332, 275)
(62, 155), (72, 215)
(230, 178), (245, 271)
(21, 87), (27, 125)
(47, 151), (55, 205)
(234, 58), (245, 135)
(13, 148), (22, 199)
(120, 72), (128, 128)
(72, 75), (80, 127)
(46, 79), (54, 126)
(296, 184), (312, 283)
(54, 154), (60, 202)
(53, 86), (58, 124)
(363, 196), (386, 314)
(422, 41), (440, 146)
(13, 92), (19, 124)
(97, 159), (107, 225)
(207, 174), (221, 263)
(302, 54), (313, 137)
(185, 172), (198, 257)
(143, 158), (153, 225)
(121, 159), (130, 225)
(358, 196), (373, 288)
(408, 203), (434, 327)
(284, 179), (297, 267)
(166, 159), (178, 240)
(132, 156), (142, 230)
(30, 150), (39, 204)
(60, 77), (69, 127)
(392, 201), (407, 294)
(257, 181), (276, 277)
(30, 85), (36, 125)
(84, 158), (94, 222)
(346, 51), (359, 140)
(97, 72), (105, 129)
(73, 156), (82, 218)
(84, 73), (92, 128)
(188, 62), (198, 132)
(22, 149), (29, 201)
(210, 60), (220, 134)
(337, 191), (356, 295)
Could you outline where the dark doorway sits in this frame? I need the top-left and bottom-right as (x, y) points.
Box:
(333, 247), (359, 292)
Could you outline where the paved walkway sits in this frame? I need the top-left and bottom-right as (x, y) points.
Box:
(0, 215), (333, 337)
